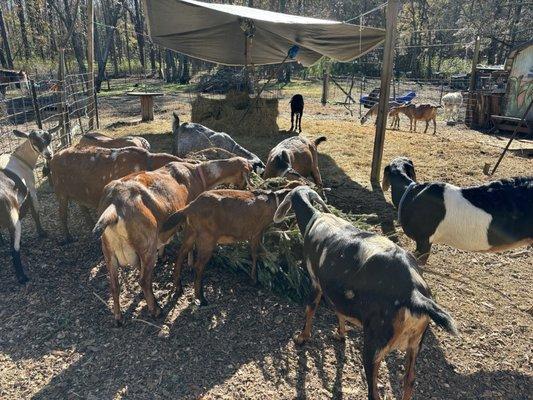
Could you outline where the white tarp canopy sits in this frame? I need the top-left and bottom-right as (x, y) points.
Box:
(143, 0), (386, 66)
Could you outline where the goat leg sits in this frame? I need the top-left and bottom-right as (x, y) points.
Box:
(401, 329), (426, 400)
(290, 112), (295, 132)
(103, 238), (122, 326)
(58, 196), (75, 245)
(362, 335), (385, 400)
(139, 250), (162, 318)
(332, 313), (347, 341)
(29, 193), (47, 238)
(9, 221), (28, 284)
(293, 286), (322, 345)
(192, 241), (215, 306)
(414, 240), (432, 265)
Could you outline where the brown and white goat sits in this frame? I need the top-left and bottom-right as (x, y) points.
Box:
(0, 129), (53, 283)
(77, 131), (151, 150)
(263, 136), (326, 187)
(49, 146), (185, 243)
(93, 158), (252, 325)
(161, 186), (298, 305)
(388, 104), (440, 134)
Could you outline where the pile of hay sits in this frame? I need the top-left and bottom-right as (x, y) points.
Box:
(204, 175), (371, 304)
(191, 91), (279, 136)
(195, 68), (250, 93)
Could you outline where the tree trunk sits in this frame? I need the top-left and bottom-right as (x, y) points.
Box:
(0, 7), (14, 68)
(131, 0), (145, 68)
(179, 54), (190, 84)
(14, 0), (31, 59)
(149, 42), (156, 74)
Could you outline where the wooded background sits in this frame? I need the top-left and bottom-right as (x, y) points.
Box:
(0, 0), (531, 88)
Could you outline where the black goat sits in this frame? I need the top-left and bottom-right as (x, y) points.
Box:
(289, 94), (304, 132)
(274, 186), (457, 400)
(383, 157), (533, 264)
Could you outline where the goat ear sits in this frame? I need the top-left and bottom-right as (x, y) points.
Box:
(281, 150), (290, 164)
(309, 191), (330, 213)
(382, 166), (391, 191)
(13, 129), (29, 139)
(273, 191), (294, 223)
(406, 164), (417, 182)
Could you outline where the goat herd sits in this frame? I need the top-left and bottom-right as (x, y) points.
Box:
(0, 95), (531, 400)
(360, 91), (464, 134)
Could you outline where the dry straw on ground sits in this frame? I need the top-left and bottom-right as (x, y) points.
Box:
(191, 91), (279, 136)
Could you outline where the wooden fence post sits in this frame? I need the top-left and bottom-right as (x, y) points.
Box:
(370, 0), (400, 184)
(321, 61), (330, 105)
(29, 79), (42, 129)
(87, 0), (95, 130)
(466, 35), (480, 127)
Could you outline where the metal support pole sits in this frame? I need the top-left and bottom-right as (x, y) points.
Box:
(87, 0), (95, 130)
(370, 0), (400, 184)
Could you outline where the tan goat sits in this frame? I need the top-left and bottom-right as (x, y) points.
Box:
(77, 131), (150, 150)
(263, 136), (326, 186)
(161, 186), (298, 305)
(93, 157), (253, 325)
(388, 104), (441, 134)
(49, 146), (185, 243)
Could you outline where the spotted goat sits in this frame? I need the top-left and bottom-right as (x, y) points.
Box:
(273, 186), (458, 400)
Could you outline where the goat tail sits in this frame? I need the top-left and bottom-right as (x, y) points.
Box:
(314, 136), (327, 147)
(161, 209), (187, 233)
(410, 290), (458, 336)
(93, 204), (118, 239)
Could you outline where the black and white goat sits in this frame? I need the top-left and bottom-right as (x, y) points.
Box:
(383, 157), (533, 264)
(273, 186), (457, 400)
(289, 94), (304, 132)
(0, 129), (53, 283)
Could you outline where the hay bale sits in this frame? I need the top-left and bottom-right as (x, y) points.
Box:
(191, 91), (279, 136)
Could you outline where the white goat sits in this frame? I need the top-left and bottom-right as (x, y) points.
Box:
(441, 92), (463, 122)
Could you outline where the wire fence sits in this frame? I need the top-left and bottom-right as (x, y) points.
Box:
(0, 72), (96, 183)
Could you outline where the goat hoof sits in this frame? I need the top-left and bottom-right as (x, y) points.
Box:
(332, 333), (346, 342)
(194, 297), (208, 307)
(293, 332), (309, 346)
(152, 305), (163, 318)
(173, 284), (184, 298)
(59, 236), (77, 246)
(114, 316), (124, 327)
(17, 274), (29, 285)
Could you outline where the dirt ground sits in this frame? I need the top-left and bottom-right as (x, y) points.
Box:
(0, 81), (531, 399)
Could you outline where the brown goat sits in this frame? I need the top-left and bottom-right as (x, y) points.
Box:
(49, 146), (185, 243)
(263, 136), (326, 187)
(77, 132), (150, 150)
(388, 104), (441, 134)
(161, 186), (297, 304)
(93, 157), (253, 325)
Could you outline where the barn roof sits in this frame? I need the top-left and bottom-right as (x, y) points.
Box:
(142, 0), (386, 66)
